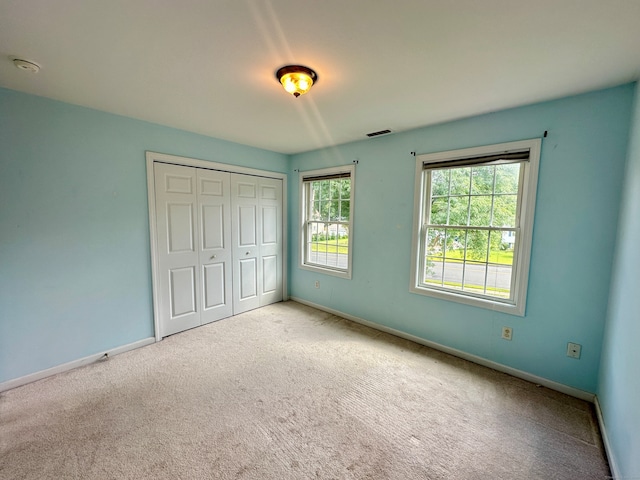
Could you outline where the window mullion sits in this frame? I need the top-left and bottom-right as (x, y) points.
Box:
(489, 166), (497, 227)
(461, 229), (468, 291)
(305, 185), (311, 265)
(466, 170), (472, 227)
(426, 224), (514, 232)
(484, 231), (491, 295)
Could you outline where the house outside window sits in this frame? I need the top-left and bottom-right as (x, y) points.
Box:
(410, 139), (541, 315)
(300, 165), (355, 279)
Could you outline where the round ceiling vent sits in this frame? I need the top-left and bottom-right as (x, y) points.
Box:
(13, 59), (40, 73)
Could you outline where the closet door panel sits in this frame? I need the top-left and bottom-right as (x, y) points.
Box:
(203, 264), (225, 307)
(170, 267), (197, 316)
(239, 258), (258, 299)
(197, 169), (233, 324)
(262, 255), (278, 294)
(258, 177), (283, 306)
(238, 205), (257, 246)
(231, 175), (261, 314)
(155, 163), (201, 337)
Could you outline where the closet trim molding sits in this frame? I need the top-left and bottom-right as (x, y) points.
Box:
(145, 151), (288, 342)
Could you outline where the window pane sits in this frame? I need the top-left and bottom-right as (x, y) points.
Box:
(450, 168), (471, 195)
(329, 179), (339, 198)
(486, 264), (512, 299)
(327, 233), (340, 268)
(444, 228), (465, 259)
(310, 182), (318, 201)
(338, 179), (351, 201)
(328, 200), (338, 221)
(340, 200), (350, 221)
(431, 170), (449, 196)
(325, 197), (332, 221)
(471, 166), (495, 195)
(309, 222), (318, 240)
(462, 261), (487, 294)
(309, 229), (328, 265)
(491, 230), (515, 265)
(310, 200), (321, 220)
(430, 197), (448, 225)
(442, 259), (463, 290)
(469, 195), (492, 226)
(465, 230), (489, 262)
(449, 196), (469, 226)
(492, 194), (517, 228)
(426, 228), (444, 256)
(425, 256), (444, 286)
(336, 236), (349, 269)
(494, 164), (520, 194)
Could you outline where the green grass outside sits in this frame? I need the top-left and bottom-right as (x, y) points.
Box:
(425, 279), (511, 298)
(311, 238), (349, 254)
(436, 248), (514, 265)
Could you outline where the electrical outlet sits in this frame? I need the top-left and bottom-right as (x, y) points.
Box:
(502, 326), (513, 341)
(567, 342), (582, 359)
(314, 280), (320, 289)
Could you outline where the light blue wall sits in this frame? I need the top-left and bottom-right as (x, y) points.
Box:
(598, 84), (640, 478)
(2, 82), (637, 472)
(289, 85), (634, 394)
(0, 88), (287, 384)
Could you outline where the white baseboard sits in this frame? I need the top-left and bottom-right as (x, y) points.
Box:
(0, 337), (156, 393)
(594, 396), (621, 479)
(290, 297), (595, 402)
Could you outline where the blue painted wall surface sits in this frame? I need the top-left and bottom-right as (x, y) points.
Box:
(1, 82), (638, 476)
(0, 88), (287, 384)
(289, 85), (634, 394)
(598, 84), (640, 478)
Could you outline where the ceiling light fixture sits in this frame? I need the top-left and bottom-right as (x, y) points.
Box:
(276, 65), (317, 98)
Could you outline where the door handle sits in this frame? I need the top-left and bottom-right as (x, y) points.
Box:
(246, 251), (250, 255)
(210, 255), (216, 260)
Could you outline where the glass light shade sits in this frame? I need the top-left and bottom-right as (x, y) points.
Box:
(280, 72), (314, 97)
(276, 65), (318, 98)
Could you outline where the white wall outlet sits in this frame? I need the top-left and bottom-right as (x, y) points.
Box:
(502, 326), (513, 341)
(314, 280), (320, 289)
(567, 342), (582, 359)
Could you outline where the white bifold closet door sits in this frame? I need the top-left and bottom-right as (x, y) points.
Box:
(231, 174), (283, 314)
(154, 163), (282, 337)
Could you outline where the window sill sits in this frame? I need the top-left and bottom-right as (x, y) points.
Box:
(300, 262), (352, 280)
(409, 284), (525, 316)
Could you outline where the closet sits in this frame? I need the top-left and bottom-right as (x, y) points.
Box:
(152, 161), (283, 337)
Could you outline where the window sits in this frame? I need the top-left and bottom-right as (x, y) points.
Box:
(300, 165), (355, 279)
(410, 139), (540, 315)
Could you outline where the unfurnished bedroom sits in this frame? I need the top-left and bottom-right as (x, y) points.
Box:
(1, 1), (639, 479)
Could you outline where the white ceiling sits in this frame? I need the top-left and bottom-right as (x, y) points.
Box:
(1, 1), (640, 155)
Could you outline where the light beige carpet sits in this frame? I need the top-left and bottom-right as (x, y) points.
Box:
(0, 301), (610, 479)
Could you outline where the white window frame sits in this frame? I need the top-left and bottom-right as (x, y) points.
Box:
(299, 165), (355, 279)
(410, 139), (541, 316)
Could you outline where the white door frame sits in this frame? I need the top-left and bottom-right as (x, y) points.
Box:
(146, 151), (288, 342)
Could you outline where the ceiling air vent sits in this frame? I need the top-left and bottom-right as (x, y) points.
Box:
(366, 129), (392, 138)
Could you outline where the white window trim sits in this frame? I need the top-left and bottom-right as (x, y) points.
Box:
(409, 139), (541, 316)
(299, 165), (355, 279)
